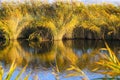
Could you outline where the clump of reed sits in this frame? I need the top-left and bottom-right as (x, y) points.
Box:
(0, 60), (29, 80)
(0, 1), (120, 40)
(93, 42), (120, 77)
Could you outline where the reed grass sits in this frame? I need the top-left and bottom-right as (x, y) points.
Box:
(0, 1), (120, 40)
(93, 42), (120, 77)
(0, 59), (28, 80)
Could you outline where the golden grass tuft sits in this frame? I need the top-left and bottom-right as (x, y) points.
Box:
(93, 42), (120, 77)
(0, 1), (120, 40)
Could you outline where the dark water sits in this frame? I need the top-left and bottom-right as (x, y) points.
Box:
(0, 40), (120, 80)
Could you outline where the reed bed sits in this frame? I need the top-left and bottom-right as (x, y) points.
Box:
(93, 42), (120, 77)
(0, 1), (120, 40)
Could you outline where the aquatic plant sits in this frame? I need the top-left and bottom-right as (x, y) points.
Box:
(93, 42), (120, 77)
(0, 59), (28, 80)
(0, 1), (120, 40)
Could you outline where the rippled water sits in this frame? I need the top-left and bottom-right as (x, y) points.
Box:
(0, 40), (120, 80)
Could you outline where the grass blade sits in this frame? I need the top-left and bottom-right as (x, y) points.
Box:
(15, 64), (28, 80)
(5, 60), (17, 80)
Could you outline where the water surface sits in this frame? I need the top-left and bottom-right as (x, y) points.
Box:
(0, 40), (120, 80)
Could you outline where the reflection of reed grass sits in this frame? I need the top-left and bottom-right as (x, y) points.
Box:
(51, 41), (89, 80)
(52, 56), (89, 80)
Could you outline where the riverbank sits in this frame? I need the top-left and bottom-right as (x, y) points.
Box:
(0, 1), (120, 40)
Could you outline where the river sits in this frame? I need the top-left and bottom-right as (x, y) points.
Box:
(0, 40), (120, 80)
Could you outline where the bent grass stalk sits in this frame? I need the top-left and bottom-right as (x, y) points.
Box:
(94, 42), (120, 77)
(0, 59), (29, 80)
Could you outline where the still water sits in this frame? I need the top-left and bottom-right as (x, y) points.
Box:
(0, 40), (120, 80)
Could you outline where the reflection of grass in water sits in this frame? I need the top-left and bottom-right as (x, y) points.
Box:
(51, 41), (89, 80)
(64, 52), (89, 80)
(0, 40), (110, 80)
(0, 56), (89, 80)
(52, 58), (89, 80)
(93, 42), (120, 77)
(0, 40), (10, 50)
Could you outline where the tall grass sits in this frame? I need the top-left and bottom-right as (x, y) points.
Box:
(0, 1), (120, 40)
(0, 59), (28, 80)
(93, 42), (120, 77)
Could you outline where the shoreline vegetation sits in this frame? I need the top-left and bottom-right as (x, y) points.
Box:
(0, 1), (120, 41)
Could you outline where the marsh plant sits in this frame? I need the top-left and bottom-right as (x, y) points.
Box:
(92, 42), (120, 78)
(0, 1), (120, 40)
(0, 60), (28, 80)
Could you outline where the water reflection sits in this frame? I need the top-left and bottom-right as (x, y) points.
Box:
(18, 40), (56, 68)
(0, 40), (28, 65)
(19, 40), (54, 54)
(0, 40), (120, 79)
(0, 40), (9, 50)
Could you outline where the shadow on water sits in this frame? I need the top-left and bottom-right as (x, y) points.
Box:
(19, 40), (54, 54)
(18, 40), (56, 68)
(0, 40), (120, 79)
(0, 40), (10, 50)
